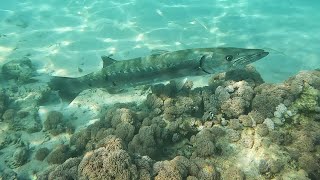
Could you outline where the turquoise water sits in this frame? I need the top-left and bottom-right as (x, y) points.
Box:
(1, 0), (319, 81)
(0, 1), (320, 179)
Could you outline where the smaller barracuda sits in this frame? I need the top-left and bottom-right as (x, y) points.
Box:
(49, 47), (269, 100)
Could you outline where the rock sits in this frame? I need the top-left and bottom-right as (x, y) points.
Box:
(2, 57), (35, 83)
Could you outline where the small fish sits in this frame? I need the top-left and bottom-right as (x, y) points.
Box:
(49, 47), (269, 101)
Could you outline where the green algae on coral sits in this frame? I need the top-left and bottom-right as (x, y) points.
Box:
(291, 84), (319, 112)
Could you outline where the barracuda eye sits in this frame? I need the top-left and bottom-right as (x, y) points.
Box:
(225, 55), (233, 61)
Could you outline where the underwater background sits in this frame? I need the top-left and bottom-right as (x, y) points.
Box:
(0, 0), (320, 180)
(0, 0), (319, 81)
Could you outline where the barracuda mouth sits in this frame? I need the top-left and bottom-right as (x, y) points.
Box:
(233, 50), (269, 67)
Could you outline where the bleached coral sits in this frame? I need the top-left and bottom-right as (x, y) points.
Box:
(263, 118), (274, 131)
(274, 103), (287, 118)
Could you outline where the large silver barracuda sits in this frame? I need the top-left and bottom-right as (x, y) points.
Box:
(49, 47), (269, 100)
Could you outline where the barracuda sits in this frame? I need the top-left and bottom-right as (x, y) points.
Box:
(49, 47), (269, 100)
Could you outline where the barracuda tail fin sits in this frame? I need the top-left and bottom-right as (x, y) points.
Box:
(49, 76), (88, 102)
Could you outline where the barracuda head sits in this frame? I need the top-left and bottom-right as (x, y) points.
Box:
(199, 47), (269, 74)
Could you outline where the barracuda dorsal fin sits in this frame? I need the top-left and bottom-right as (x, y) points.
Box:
(101, 55), (117, 68)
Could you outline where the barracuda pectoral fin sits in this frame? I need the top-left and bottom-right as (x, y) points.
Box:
(101, 55), (117, 68)
(199, 55), (215, 74)
(49, 76), (89, 102)
(106, 85), (150, 94)
(174, 77), (188, 91)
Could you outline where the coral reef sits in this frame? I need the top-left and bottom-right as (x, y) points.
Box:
(190, 128), (216, 158)
(48, 157), (81, 180)
(256, 123), (269, 137)
(0, 92), (8, 120)
(252, 83), (289, 119)
(221, 166), (245, 180)
(1, 66), (319, 179)
(128, 122), (167, 158)
(78, 136), (138, 180)
(4, 140), (30, 169)
(35, 147), (50, 161)
(70, 129), (92, 153)
(0, 80), (51, 132)
(0, 131), (20, 150)
(0, 168), (18, 180)
(44, 111), (67, 136)
(2, 109), (15, 123)
(46, 144), (72, 164)
(153, 156), (192, 180)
